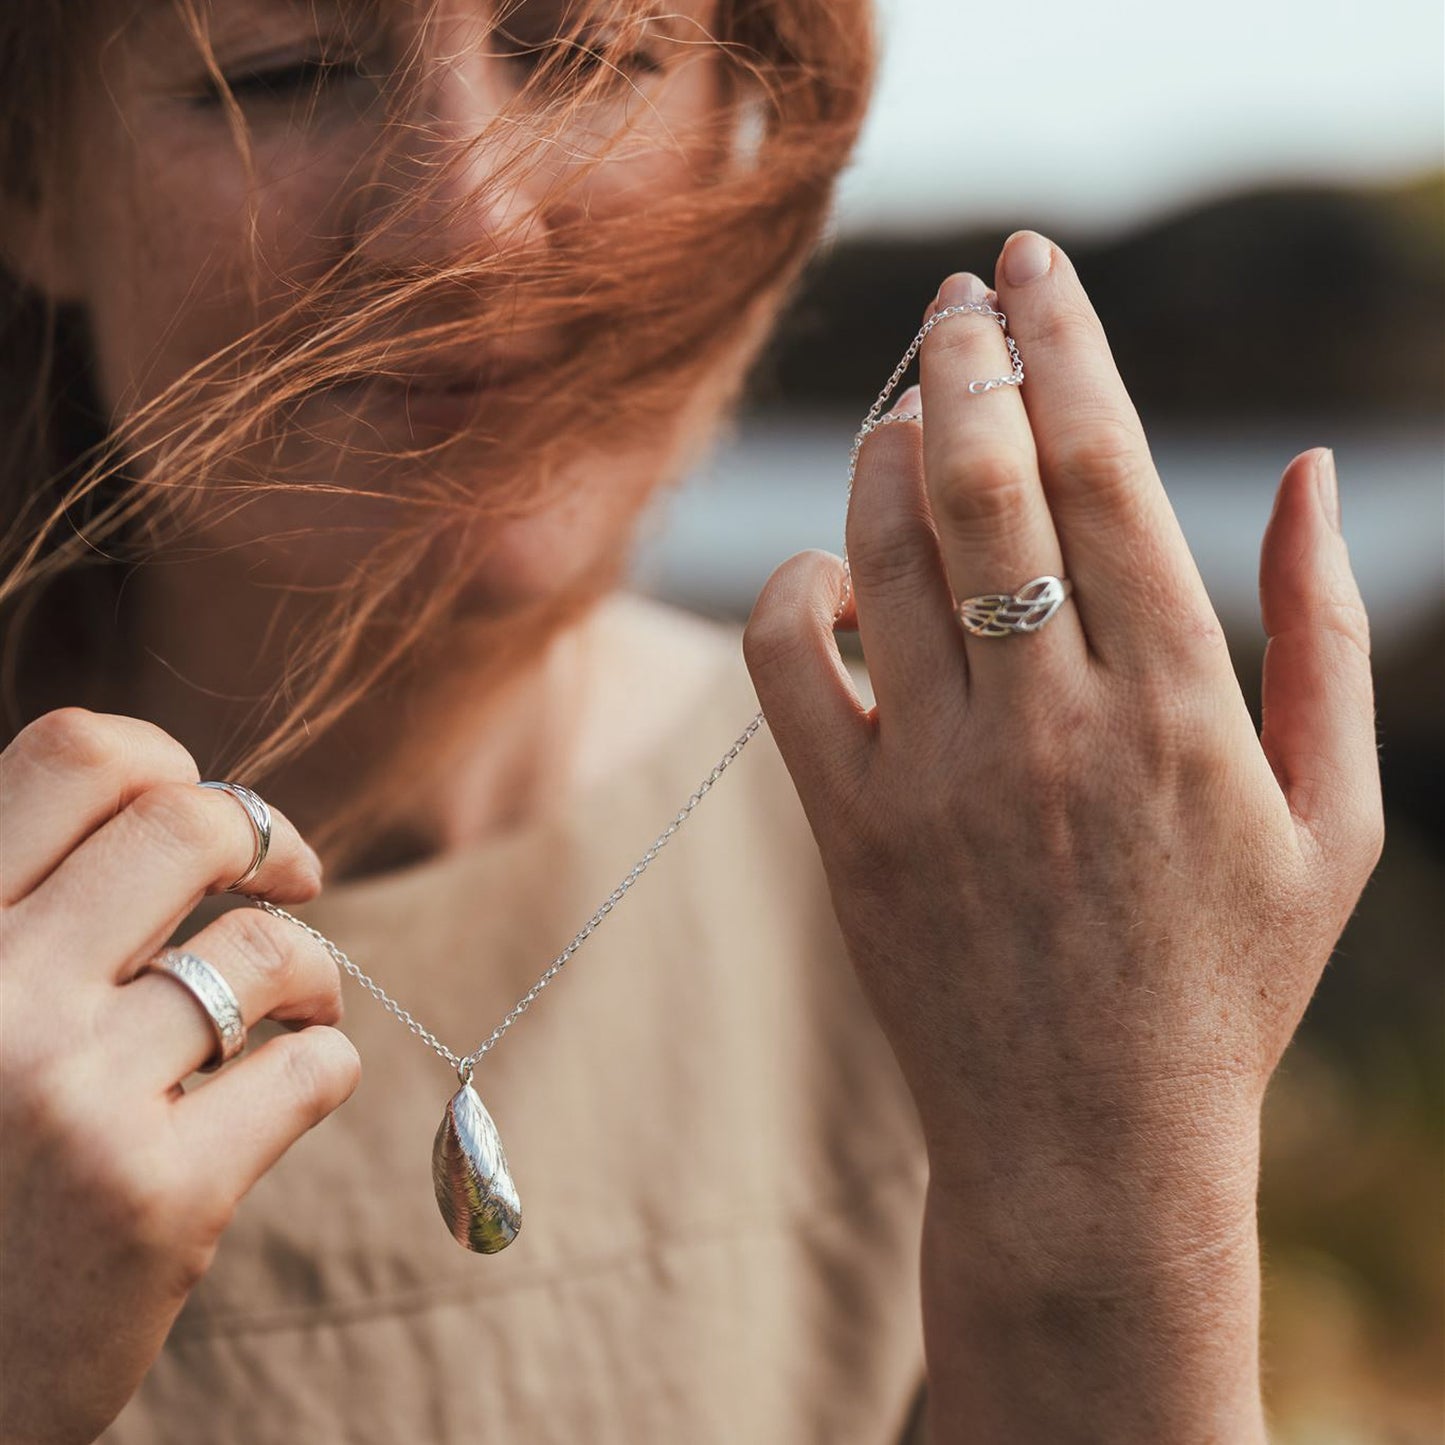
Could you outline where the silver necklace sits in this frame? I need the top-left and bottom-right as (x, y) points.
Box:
(257, 297), (1020, 1253)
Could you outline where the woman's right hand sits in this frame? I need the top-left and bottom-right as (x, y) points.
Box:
(0, 709), (360, 1445)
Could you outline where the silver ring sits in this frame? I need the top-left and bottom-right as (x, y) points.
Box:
(145, 949), (246, 1072)
(197, 781), (272, 891)
(957, 576), (1073, 637)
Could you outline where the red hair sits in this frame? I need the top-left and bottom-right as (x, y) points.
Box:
(0, 0), (875, 863)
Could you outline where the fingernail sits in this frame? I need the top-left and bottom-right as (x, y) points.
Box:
(304, 842), (325, 875)
(937, 271), (990, 308)
(1002, 231), (1053, 286)
(888, 383), (921, 416)
(1316, 447), (1340, 532)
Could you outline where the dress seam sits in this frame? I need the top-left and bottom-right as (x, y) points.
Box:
(168, 1153), (929, 1345)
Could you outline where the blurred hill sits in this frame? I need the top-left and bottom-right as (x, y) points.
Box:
(754, 171), (1445, 422)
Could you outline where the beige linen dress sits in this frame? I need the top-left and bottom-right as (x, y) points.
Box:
(103, 613), (932, 1444)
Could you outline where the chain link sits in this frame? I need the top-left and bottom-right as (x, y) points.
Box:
(254, 297), (1020, 1083)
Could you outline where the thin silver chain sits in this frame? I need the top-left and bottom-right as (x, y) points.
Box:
(255, 712), (764, 1082)
(255, 296), (1020, 1085)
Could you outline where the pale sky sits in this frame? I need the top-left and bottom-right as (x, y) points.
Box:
(836, 0), (1445, 237)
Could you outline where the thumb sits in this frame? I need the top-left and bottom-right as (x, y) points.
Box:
(1258, 447), (1384, 876)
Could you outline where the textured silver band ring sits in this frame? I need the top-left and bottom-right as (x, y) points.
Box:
(957, 576), (1073, 637)
(197, 781), (272, 891)
(145, 948), (246, 1072)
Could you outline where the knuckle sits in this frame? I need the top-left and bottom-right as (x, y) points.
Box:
(8, 710), (197, 786)
(1050, 418), (1150, 497)
(932, 449), (1035, 533)
(291, 935), (344, 1019)
(134, 720), (202, 784)
(127, 781), (215, 861)
(277, 1029), (360, 1124)
(218, 907), (296, 994)
(743, 611), (808, 677)
(277, 1036), (324, 1120)
(1033, 302), (1104, 356)
(845, 515), (934, 594)
(12, 707), (116, 778)
(744, 554), (834, 670)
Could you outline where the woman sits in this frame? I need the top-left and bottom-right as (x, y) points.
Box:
(0, 0), (1383, 1440)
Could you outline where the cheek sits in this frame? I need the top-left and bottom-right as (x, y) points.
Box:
(73, 119), (356, 428)
(553, 51), (726, 209)
(182, 427), (665, 614)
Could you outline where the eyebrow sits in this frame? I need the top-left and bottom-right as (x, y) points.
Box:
(127, 0), (370, 55)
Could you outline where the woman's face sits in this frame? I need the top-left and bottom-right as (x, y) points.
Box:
(30, 0), (725, 610)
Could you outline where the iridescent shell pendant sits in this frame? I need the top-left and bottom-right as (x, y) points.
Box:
(431, 1075), (522, 1253)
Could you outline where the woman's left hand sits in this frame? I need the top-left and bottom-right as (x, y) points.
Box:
(742, 231), (1383, 1433)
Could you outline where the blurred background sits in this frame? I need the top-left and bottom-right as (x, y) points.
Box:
(632, 1), (1444, 1438)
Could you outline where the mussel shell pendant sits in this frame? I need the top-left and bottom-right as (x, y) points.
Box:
(431, 1082), (522, 1253)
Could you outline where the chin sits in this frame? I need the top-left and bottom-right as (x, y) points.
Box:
(451, 513), (627, 617)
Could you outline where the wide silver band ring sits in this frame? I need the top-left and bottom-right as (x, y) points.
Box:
(957, 576), (1073, 637)
(197, 781), (272, 891)
(146, 948), (246, 1072)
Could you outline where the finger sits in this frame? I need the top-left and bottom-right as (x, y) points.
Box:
(743, 550), (872, 804)
(15, 781), (322, 981)
(918, 271), (1082, 675)
(994, 231), (1225, 671)
(114, 904), (344, 1086)
(0, 710), (199, 906)
(1259, 448), (1384, 873)
(842, 384), (967, 718)
(170, 1025), (360, 1207)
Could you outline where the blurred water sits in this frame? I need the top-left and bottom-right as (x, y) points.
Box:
(634, 415), (1445, 644)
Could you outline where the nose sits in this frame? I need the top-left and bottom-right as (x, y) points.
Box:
(348, 12), (552, 270)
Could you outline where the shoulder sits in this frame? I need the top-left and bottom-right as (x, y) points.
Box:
(584, 589), (874, 716)
(571, 590), (877, 832)
(588, 590), (742, 676)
